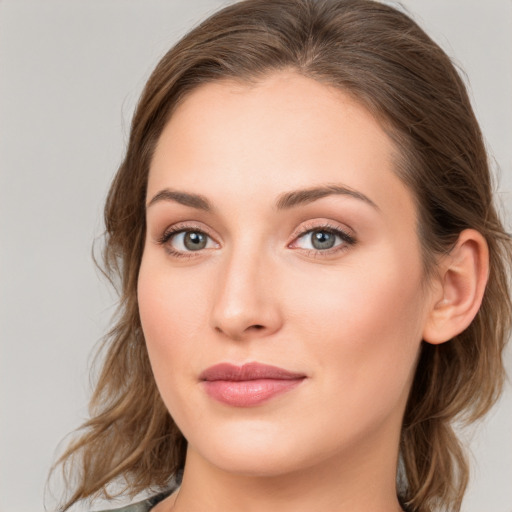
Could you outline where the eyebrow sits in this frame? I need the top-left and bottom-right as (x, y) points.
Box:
(147, 184), (378, 211)
(275, 184), (379, 210)
(147, 189), (212, 211)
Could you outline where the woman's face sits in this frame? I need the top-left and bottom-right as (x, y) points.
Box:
(138, 72), (435, 477)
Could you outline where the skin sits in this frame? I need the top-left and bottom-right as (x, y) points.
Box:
(138, 71), (442, 512)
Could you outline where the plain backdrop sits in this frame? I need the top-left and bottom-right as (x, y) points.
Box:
(1, 1), (511, 511)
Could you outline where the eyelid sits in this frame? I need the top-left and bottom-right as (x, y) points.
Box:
(288, 220), (355, 243)
(156, 221), (216, 242)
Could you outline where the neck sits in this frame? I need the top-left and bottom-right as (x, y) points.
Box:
(169, 425), (403, 512)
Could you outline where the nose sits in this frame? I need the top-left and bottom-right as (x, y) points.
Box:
(210, 248), (283, 341)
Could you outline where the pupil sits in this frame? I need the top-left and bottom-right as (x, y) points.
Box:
(184, 231), (207, 250)
(312, 231), (335, 250)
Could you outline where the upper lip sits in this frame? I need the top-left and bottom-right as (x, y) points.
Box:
(199, 362), (306, 381)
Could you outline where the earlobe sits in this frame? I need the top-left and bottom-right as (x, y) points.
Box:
(423, 229), (489, 345)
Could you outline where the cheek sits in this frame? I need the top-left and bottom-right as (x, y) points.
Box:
(137, 255), (208, 394)
(139, 275), (201, 344)
(137, 261), (217, 438)
(288, 253), (425, 343)
(286, 252), (426, 412)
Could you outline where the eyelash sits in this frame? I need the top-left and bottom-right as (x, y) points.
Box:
(156, 223), (215, 259)
(156, 222), (356, 259)
(290, 222), (356, 257)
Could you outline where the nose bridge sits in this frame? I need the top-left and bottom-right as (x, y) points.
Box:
(211, 236), (281, 340)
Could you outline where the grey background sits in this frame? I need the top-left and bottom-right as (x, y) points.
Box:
(0, 1), (511, 511)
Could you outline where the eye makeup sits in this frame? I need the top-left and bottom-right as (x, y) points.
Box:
(155, 219), (357, 261)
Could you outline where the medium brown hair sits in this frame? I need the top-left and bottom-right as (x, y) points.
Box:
(54, 1), (512, 510)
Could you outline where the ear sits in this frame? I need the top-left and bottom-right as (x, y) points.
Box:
(423, 229), (489, 345)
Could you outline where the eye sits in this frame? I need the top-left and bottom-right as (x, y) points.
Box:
(292, 226), (355, 253)
(172, 230), (213, 251)
(158, 227), (218, 256)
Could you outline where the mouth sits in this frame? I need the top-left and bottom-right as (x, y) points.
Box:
(199, 362), (307, 407)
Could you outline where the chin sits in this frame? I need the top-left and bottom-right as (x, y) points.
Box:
(185, 418), (343, 478)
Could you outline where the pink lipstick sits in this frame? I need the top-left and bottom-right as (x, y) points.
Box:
(199, 362), (306, 407)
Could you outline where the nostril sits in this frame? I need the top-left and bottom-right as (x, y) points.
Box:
(213, 324), (265, 339)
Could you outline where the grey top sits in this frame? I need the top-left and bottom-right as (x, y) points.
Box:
(96, 487), (176, 512)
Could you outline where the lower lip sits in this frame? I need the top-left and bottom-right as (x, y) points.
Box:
(202, 378), (304, 407)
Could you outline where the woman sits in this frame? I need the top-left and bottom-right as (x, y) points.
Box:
(53, 1), (512, 511)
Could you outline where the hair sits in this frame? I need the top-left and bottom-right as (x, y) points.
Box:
(53, 1), (512, 511)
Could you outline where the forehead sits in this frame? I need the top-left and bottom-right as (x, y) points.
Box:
(148, 71), (415, 226)
(155, 73), (392, 166)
